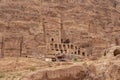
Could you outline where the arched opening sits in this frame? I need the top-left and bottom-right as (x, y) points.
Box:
(61, 50), (63, 53)
(113, 49), (120, 56)
(104, 52), (106, 56)
(63, 44), (66, 48)
(74, 52), (77, 54)
(71, 45), (74, 49)
(51, 38), (54, 42)
(104, 50), (107, 56)
(61, 39), (63, 43)
(78, 50), (80, 55)
(82, 52), (85, 56)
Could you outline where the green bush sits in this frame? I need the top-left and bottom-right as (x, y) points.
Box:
(29, 67), (36, 71)
(73, 58), (78, 62)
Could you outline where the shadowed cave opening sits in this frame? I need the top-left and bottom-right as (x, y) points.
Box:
(51, 38), (54, 42)
(104, 52), (106, 56)
(113, 49), (120, 56)
(82, 52), (85, 56)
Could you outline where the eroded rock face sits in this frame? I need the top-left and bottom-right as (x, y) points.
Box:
(0, 0), (120, 57)
(20, 60), (120, 80)
(104, 46), (120, 57)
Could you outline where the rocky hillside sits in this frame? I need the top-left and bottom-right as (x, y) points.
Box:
(21, 59), (120, 80)
(0, 0), (120, 56)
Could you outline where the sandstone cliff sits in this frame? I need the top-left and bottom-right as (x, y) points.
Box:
(0, 0), (120, 57)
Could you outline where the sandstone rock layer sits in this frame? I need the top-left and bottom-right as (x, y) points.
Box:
(21, 60), (120, 80)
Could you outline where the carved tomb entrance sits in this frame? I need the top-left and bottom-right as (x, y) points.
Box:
(3, 36), (23, 57)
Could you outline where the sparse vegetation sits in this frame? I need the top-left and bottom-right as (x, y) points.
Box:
(73, 58), (78, 62)
(48, 62), (53, 67)
(0, 72), (5, 78)
(29, 66), (37, 71)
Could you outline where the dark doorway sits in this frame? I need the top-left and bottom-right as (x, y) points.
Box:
(61, 39), (63, 43)
(71, 45), (74, 49)
(78, 50), (80, 55)
(82, 52), (85, 56)
(51, 38), (54, 42)
(57, 55), (65, 62)
(74, 52), (77, 54)
(61, 50), (63, 53)
(104, 52), (106, 56)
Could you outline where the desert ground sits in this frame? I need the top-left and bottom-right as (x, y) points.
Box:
(0, 57), (120, 80)
(0, 57), (73, 80)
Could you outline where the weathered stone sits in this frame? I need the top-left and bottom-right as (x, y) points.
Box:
(0, 0), (119, 58)
(20, 60), (120, 80)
